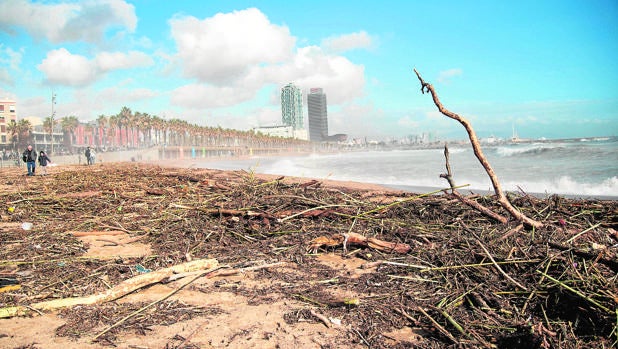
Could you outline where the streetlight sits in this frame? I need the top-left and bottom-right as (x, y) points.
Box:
(51, 92), (56, 154)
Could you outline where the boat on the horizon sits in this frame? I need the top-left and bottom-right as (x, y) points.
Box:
(510, 123), (530, 143)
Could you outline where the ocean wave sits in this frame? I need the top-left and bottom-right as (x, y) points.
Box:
(494, 144), (564, 157)
(499, 176), (618, 197)
(447, 147), (467, 154)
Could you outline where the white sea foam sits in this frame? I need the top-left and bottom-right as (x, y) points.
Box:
(194, 138), (617, 198)
(494, 144), (561, 157)
(502, 176), (618, 197)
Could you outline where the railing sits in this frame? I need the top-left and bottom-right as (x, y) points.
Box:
(0, 158), (21, 168)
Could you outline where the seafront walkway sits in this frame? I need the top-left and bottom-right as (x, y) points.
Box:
(0, 145), (311, 168)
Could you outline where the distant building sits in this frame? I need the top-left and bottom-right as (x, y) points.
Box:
(307, 88), (328, 142)
(31, 125), (64, 152)
(281, 83), (304, 130)
(325, 134), (347, 142)
(0, 99), (17, 147)
(252, 125), (308, 141)
(253, 125), (295, 139)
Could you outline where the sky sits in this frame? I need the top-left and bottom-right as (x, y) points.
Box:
(0, 0), (617, 141)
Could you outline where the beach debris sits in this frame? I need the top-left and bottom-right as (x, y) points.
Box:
(0, 163), (615, 348)
(309, 309), (331, 328)
(308, 232), (411, 254)
(68, 230), (126, 237)
(135, 264), (151, 273)
(0, 276), (20, 294)
(0, 258), (219, 318)
(440, 144), (508, 224)
(413, 68), (543, 229)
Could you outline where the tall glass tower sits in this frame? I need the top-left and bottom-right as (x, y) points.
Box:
(307, 88), (328, 142)
(281, 83), (303, 130)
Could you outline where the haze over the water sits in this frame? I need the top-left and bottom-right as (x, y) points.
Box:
(1, 1), (616, 140)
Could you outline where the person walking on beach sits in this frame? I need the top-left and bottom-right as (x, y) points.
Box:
(85, 147), (92, 165)
(89, 148), (96, 164)
(22, 145), (37, 176)
(38, 150), (52, 176)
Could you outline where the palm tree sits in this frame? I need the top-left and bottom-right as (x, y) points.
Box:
(6, 119), (18, 151)
(60, 115), (79, 151)
(118, 106), (132, 148)
(108, 114), (119, 148)
(128, 111), (141, 148)
(140, 113), (152, 146)
(151, 115), (165, 145)
(42, 116), (56, 151)
(17, 119), (33, 149)
(84, 124), (94, 146)
(96, 114), (108, 148)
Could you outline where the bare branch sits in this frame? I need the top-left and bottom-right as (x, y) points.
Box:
(441, 144), (508, 224)
(414, 69), (542, 229)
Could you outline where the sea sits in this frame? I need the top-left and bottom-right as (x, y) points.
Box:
(192, 137), (618, 199)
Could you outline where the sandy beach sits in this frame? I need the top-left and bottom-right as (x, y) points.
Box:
(0, 162), (616, 348)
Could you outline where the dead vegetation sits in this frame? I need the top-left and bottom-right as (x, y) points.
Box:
(0, 163), (617, 348)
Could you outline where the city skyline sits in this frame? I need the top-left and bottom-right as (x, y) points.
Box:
(0, 1), (616, 141)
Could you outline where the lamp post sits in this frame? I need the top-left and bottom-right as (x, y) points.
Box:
(51, 92), (56, 155)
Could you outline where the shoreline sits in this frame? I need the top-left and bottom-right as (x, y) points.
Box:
(384, 183), (618, 201)
(8, 147), (616, 201)
(151, 156), (618, 201)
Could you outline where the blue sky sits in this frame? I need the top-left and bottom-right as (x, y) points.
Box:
(0, 0), (616, 140)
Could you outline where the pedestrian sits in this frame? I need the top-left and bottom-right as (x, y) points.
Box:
(85, 147), (91, 165)
(38, 150), (52, 176)
(89, 148), (96, 164)
(22, 145), (37, 176)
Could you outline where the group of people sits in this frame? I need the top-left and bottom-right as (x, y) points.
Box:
(85, 146), (96, 165)
(22, 144), (51, 176)
(21, 144), (98, 176)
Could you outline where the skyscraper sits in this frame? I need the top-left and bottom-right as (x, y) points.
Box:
(280, 83), (303, 130)
(307, 88), (328, 142)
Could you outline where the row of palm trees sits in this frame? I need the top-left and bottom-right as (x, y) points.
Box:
(7, 106), (311, 153)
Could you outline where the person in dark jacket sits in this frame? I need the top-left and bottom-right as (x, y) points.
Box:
(85, 147), (91, 165)
(22, 145), (37, 176)
(38, 150), (51, 176)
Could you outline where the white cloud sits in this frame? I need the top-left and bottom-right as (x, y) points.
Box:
(0, 45), (23, 70)
(0, 68), (12, 85)
(169, 9), (366, 111)
(289, 47), (365, 105)
(170, 8), (295, 85)
(437, 68), (463, 84)
(96, 51), (154, 71)
(321, 31), (374, 53)
(38, 48), (98, 86)
(37, 48), (153, 86)
(0, 45), (23, 85)
(97, 86), (158, 103)
(171, 84), (257, 109)
(0, 0), (136, 44)
(171, 45), (366, 110)
(397, 116), (420, 129)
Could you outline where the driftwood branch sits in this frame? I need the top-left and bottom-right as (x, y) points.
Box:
(0, 259), (219, 318)
(308, 232), (411, 254)
(91, 262), (218, 342)
(414, 68), (542, 229)
(440, 144), (508, 224)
